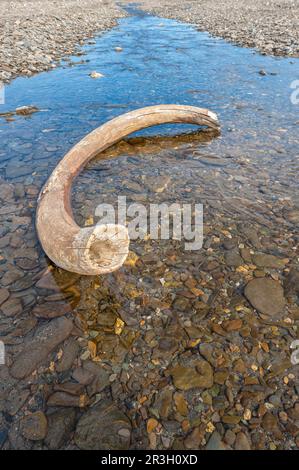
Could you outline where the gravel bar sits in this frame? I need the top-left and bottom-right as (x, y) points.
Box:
(0, 0), (126, 83)
(124, 0), (299, 57)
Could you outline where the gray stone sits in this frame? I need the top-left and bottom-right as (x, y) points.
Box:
(244, 278), (286, 317)
(45, 408), (76, 449)
(10, 317), (73, 378)
(74, 400), (131, 450)
(206, 431), (226, 450)
(20, 411), (48, 441)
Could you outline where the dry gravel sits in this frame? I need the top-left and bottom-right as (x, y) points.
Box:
(0, 0), (126, 82)
(1, 1), (298, 84)
(124, 0), (299, 57)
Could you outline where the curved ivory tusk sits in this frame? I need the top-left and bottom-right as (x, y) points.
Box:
(36, 105), (220, 275)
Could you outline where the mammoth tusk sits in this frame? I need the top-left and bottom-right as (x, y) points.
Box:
(36, 105), (220, 275)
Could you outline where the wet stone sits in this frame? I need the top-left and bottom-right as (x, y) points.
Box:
(10, 317), (73, 379)
(15, 258), (40, 271)
(252, 253), (287, 269)
(146, 175), (171, 193)
(84, 361), (110, 396)
(169, 358), (213, 390)
(184, 426), (204, 449)
(47, 392), (88, 408)
(206, 431), (226, 450)
(74, 400), (131, 450)
(0, 297), (22, 317)
(225, 250), (242, 267)
(45, 408), (77, 450)
(1, 269), (24, 286)
(244, 278), (286, 317)
(0, 288), (9, 306)
(234, 432), (251, 450)
(284, 269), (299, 296)
(72, 367), (94, 385)
(32, 302), (72, 319)
(9, 275), (36, 292)
(56, 338), (80, 372)
(5, 388), (30, 416)
(262, 412), (283, 439)
(20, 411), (48, 441)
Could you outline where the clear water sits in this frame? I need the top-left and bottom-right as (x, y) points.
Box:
(0, 6), (299, 450)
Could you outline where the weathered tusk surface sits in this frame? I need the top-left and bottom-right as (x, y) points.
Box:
(36, 105), (220, 275)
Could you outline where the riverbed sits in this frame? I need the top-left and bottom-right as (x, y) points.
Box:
(0, 7), (299, 450)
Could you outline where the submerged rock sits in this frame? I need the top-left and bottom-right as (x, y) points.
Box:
(15, 106), (39, 116)
(74, 400), (131, 450)
(10, 317), (73, 378)
(45, 408), (76, 449)
(169, 359), (213, 390)
(20, 411), (48, 441)
(89, 71), (104, 78)
(244, 278), (286, 317)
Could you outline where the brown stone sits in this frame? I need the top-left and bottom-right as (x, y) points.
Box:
(244, 278), (285, 316)
(20, 411), (47, 441)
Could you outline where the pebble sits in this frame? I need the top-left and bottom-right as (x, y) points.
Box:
(206, 431), (226, 450)
(0, 297), (22, 317)
(234, 432), (251, 450)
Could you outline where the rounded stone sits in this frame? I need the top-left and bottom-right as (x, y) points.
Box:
(20, 411), (48, 441)
(244, 278), (286, 317)
(74, 400), (131, 450)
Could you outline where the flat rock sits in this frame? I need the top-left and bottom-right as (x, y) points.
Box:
(244, 278), (286, 317)
(47, 391), (88, 408)
(20, 411), (47, 441)
(56, 338), (80, 372)
(0, 288), (9, 306)
(72, 367), (94, 385)
(206, 431), (227, 450)
(169, 359), (213, 390)
(32, 301), (72, 319)
(252, 253), (287, 269)
(284, 268), (299, 296)
(234, 432), (251, 450)
(5, 388), (30, 416)
(0, 297), (22, 317)
(74, 400), (131, 450)
(83, 360), (110, 396)
(225, 250), (242, 267)
(45, 408), (76, 449)
(10, 317), (73, 379)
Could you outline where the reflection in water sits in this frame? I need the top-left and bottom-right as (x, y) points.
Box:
(0, 8), (299, 450)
